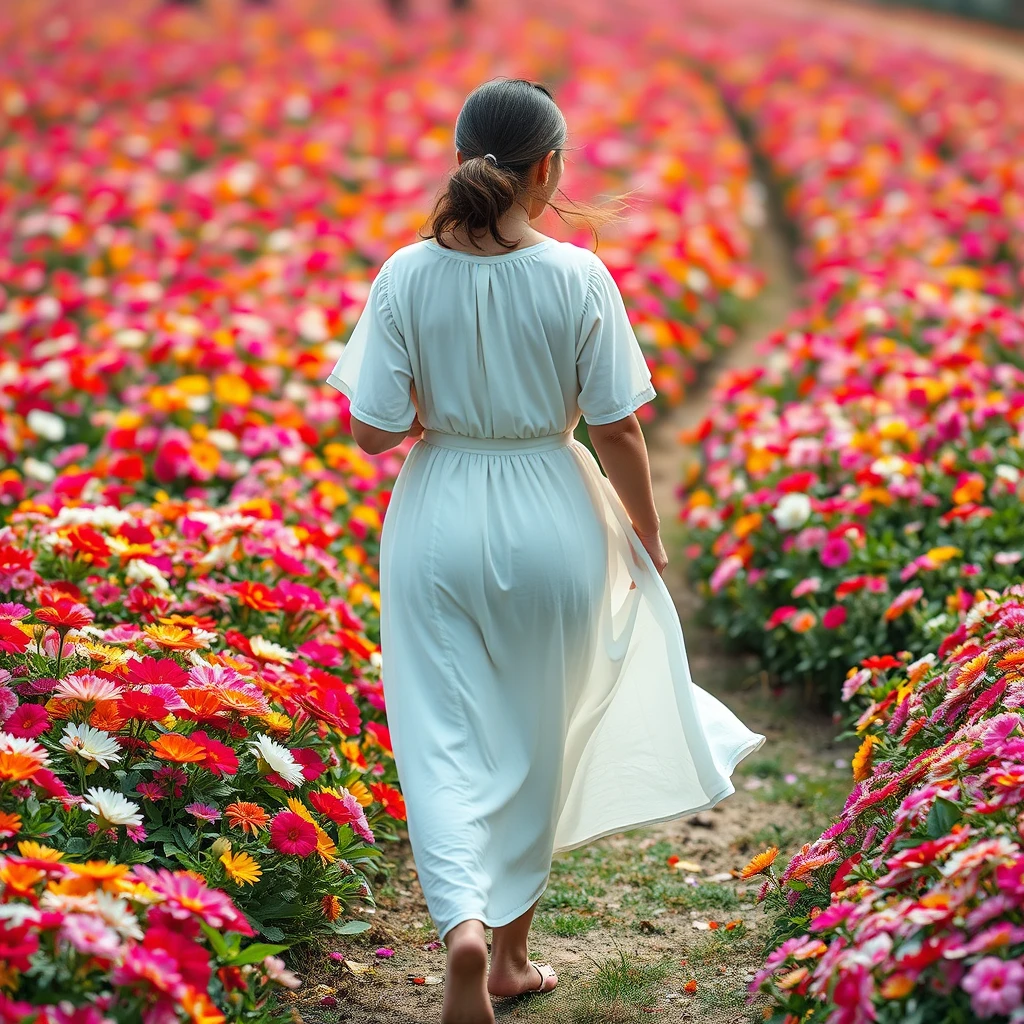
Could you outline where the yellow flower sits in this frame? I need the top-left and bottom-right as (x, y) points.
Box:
(347, 780), (374, 808)
(220, 850), (262, 886)
(314, 825), (338, 866)
(286, 797), (315, 823)
(262, 711), (292, 736)
(926, 546), (961, 566)
(740, 846), (779, 879)
(16, 841), (62, 862)
(852, 735), (879, 782)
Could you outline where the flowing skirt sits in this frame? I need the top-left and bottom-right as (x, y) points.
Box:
(378, 428), (765, 941)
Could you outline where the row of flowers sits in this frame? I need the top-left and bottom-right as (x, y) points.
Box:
(676, 8), (1024, 697)
(746, 587), (1024, 1023)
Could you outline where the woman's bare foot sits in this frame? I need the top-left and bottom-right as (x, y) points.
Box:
(487, 956), (558, 997)
(441, 921), (495, 1024)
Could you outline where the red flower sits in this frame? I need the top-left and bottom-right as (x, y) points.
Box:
(365, 721), (393, 757)
(0, 921), (39, 972)
(4, 704), (50, 739)
(63, 526), (111, 568)
(836, 576), (868, 599)
(861, 655), (902, 671)
(296, 676), (362, 735)
(823, 606), (847, 630)
(232, 582), (282, 612)
(292, 746), (325, 781)
(269, 811), (318, 857)
(35, 598), (94, 632)
(765, 606), (798, 630)
(189, 731), (239, 777)
(0, 621), (29, 654)
(121, 691), (170, 722)
(829, 853), (862, 893)
(126, 657), (189, 689)
(370, 782), (407, 822)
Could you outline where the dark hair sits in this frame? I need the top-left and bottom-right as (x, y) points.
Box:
(425, 79), (610, 251)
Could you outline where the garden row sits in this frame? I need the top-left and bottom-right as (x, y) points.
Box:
(673, 4), (1024, 1021)
(0, 0), (767, 1018)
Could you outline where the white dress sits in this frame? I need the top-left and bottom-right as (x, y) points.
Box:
(326, 238), (764, 941)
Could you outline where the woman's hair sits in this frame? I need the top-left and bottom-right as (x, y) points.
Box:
(424, 79), (612, 250)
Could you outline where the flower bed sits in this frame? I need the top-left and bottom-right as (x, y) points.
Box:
(746, 587), (1024, 1023)
(676, 12), (1024, 696)
(0, 848), (299, 1024)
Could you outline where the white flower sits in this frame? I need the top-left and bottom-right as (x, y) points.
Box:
(81, 788), (142, 828)
(296, 307), (329, 343)
(94, 890), (144, 940)
(263, 954), (302, 989)
(61, 723), (122, 769)
(995, 464), (1021, 485)
(22, 458), (55, 482)
(772, 492), (812, 531)
(250, 735), (303, 786)
(249, 636), (294, 664)
(26, 409), (65, 442)
(0, 732), (50, 767)
(124, 558), (170, 595)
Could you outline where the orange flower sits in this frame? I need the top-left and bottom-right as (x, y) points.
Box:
(0, 862), (43, 896)
(852, 735), (879, 782)
(740, 846), (779, 879)
(178, 689), (225, 722)
(225, 801), (270, 835)
(143, 624), (207, 651)
(90, 700), (126, 732)
(150, 734), (207, 764)
(881, 974), (915, 999)
(0, 751), (43, 783)
(0, 811), (22, 838)
(180, 988), (226, 1024)
(953, 653), (989, 690)
(67, 861), (132, 893)
(233, 581), (281, 612)
(322, 894), (341, 922)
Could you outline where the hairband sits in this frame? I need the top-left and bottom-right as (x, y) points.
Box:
(483, 153), (498, 166)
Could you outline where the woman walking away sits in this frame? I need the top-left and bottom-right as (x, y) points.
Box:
(327, 79), (765, 1024)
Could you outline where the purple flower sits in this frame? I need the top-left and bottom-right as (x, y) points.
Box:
(962, 957), (1024, 1018)
(185, 803), (222, 823)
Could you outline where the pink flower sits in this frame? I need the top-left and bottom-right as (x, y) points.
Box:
(130, 866), (252, 934)
(793, 576), (822, 598)
(961, 957), (1024, 1018)
(823, 606), (847, 630)
(185, 803), (221, 823)
(60, 914), (121, 960)
(270, 810), (318, 857)
(136, 782), (166, 801)
(820, 537), (852, 569)
(830, 965), (876, 1024)
(709, 555), (743, 594)
(0, 687), (16, 725)
(996, 857), (1024, 899)
(5, 703), (50, 738)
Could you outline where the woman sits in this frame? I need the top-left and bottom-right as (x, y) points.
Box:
(327, 79), (764, 1024)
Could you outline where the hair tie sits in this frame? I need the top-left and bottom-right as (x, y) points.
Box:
(483, 153), (498, 166)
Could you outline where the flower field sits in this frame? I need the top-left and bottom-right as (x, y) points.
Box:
(677, 7), (1024, 698)
(0, 0), (772, 1015)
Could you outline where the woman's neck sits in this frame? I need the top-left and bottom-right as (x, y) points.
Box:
(440, 211), (548, 255)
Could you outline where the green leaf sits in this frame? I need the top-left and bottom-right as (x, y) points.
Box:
(200, 921), (230, 958)
(925, 797), (961, 839)
(333, 920), (372, 935)
(787, 879), (807, 891)
(64, 838), (88, 855)
(260, 924), (286, 943)
(226, 942), (290, 966)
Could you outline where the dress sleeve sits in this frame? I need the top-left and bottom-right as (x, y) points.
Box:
(576, 257), (657, 426)
(325, 262), (416, 432)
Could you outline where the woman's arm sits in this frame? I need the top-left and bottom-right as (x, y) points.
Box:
(588, 413), (668, 574)
(350, 383), (423, 455)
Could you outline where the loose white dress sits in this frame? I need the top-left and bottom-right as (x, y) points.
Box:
(326, 238), (764, 941)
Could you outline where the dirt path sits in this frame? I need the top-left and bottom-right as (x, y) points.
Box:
(292, 207), (857, 1023)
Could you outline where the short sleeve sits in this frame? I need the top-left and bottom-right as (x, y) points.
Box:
(325, 263), (416, 432)
(576, 258), (657, 426)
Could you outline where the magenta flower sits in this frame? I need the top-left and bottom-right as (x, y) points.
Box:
(185, 803), (222, 823)
(4, 702), (50, 738)
(961, 957), (1024, 1018)
(130, 865), (253, 934)
(823, 606), (847, 630)
(60, 914), (122, 960)
(820, 537), (852, 569)
(996, 857), (1024, 899)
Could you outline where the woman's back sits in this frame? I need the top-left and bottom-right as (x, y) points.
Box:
(339, 237), (656, 440)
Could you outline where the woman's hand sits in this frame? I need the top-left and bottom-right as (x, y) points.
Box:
(633, 526), (668, 576)
(408, 383), (424, 437)
(407, 415), (425, 438)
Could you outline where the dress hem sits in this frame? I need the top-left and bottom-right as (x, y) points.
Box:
(552, 731), (767, 855)
(437, 875), (552, 942)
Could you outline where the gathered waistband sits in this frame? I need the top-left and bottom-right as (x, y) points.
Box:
(421, 429), (575, 455)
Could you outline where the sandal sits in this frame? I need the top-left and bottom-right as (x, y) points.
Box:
(529, 960), (558, 994)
